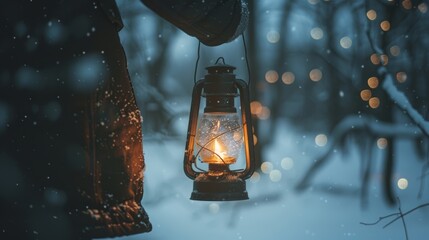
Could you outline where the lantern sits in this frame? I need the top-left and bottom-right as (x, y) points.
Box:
(184, 57), (256, 201)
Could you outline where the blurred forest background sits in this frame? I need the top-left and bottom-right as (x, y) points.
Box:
(115, 0), (429, 238)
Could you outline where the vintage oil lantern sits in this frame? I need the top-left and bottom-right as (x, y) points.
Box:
(184, 57), (255, 201)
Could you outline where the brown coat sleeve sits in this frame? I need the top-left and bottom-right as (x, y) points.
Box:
(141, 0), (248, 46)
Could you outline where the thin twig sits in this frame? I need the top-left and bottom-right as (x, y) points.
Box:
(360, 201), (429, 230)
(383, 202), (429, 229)
(360, 212), (399, 226)
(397, 198), (409, 240)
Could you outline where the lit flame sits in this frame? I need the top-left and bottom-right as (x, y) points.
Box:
(212, 120), (227, 162)
(200, 120), (236, 165)
(214, 139), (227, 160)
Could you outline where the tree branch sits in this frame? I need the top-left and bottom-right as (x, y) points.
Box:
(364, 0), (429, 139)
(295, 115), (423, 191)
(380, 70), (429, 138)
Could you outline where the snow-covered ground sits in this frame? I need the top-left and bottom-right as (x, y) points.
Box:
(108, 121), (429, 240)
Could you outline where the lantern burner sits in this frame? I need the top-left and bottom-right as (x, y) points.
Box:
(191, 171), (248, 201)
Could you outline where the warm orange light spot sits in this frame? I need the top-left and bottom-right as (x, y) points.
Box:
(282, 72), (295, 85)
(214, 139), (226, 158)
(396, 72), (407, 83)
(253, 134), (258, 145)
(380, 54), (389, 65)
(265, 70), (279, 83)
(366, 9), (377, 20)
(390, 45), (400, 56)
(370, 53), (380, 65)
(360, 89), (372, 101)
(369, 97), (380, 109)
(402, 0), (412, 10)
(205, 138), (234, 165)
(309, 69), (322, 82)
(251, 101), (270, 120)
(250, 101), (262, 115)
(367, 77), (379, 89)
(380, 21), (391, 31)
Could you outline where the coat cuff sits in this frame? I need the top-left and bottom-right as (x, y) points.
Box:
(141, 0), (249, 46)
(75, 199), (152, 238)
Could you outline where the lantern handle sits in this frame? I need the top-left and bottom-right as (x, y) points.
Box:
(194, 41), (201, 84)
(193, 34), (251, 86)
(184, 79), (204, 179)
(242, 34), (251, 86)
(215, 57), (225, 65)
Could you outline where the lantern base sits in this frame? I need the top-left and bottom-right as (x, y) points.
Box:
(190, 174), (248, 201)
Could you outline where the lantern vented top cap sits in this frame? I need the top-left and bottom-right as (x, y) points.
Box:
(206, 57), (236, 74)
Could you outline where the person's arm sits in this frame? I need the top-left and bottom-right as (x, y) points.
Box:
(141, 0), (248, 46)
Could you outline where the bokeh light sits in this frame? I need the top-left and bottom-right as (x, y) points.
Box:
(209, 203), (220, 214)
(370, 53), (380, 65)
(265, 70), (279, 83)
(390, 45), (400, 56)
(380, 54), (389, 65)
(367, 77), (379, 89)
(250, 101), (262, 115)
(310, 27), (324, 40)
(258, 106), (271, 120)
(250, 172), (260, 183)
(269, 170), (282, 182)
(250, 101), (271, 120)
(419, 3), (428, 13)
(267, 30), (280, 43)
(360, 89), (372, 101)
(282, 72), (295, 85)
(380, 21), (391, 31)
(281, 157), (294, 170)
(366, 9), (377, 20)
(377, 137), (388, 149)
(340, 36), (352, 49)
(402, 0), (412, 10)
(261, 161), (273, 174)
(309, 69), (322, 82)
(397, 178), (408, 190)
(369, 97), (380, 109)
(315, 134), (328, 147)
(253, 134), (258, 145)
(396, 71), (407, 83)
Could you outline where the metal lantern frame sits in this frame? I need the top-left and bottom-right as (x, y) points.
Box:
(184, 57), (256, 201)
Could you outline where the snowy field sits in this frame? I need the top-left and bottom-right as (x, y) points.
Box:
(107, 121), (429, 240)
